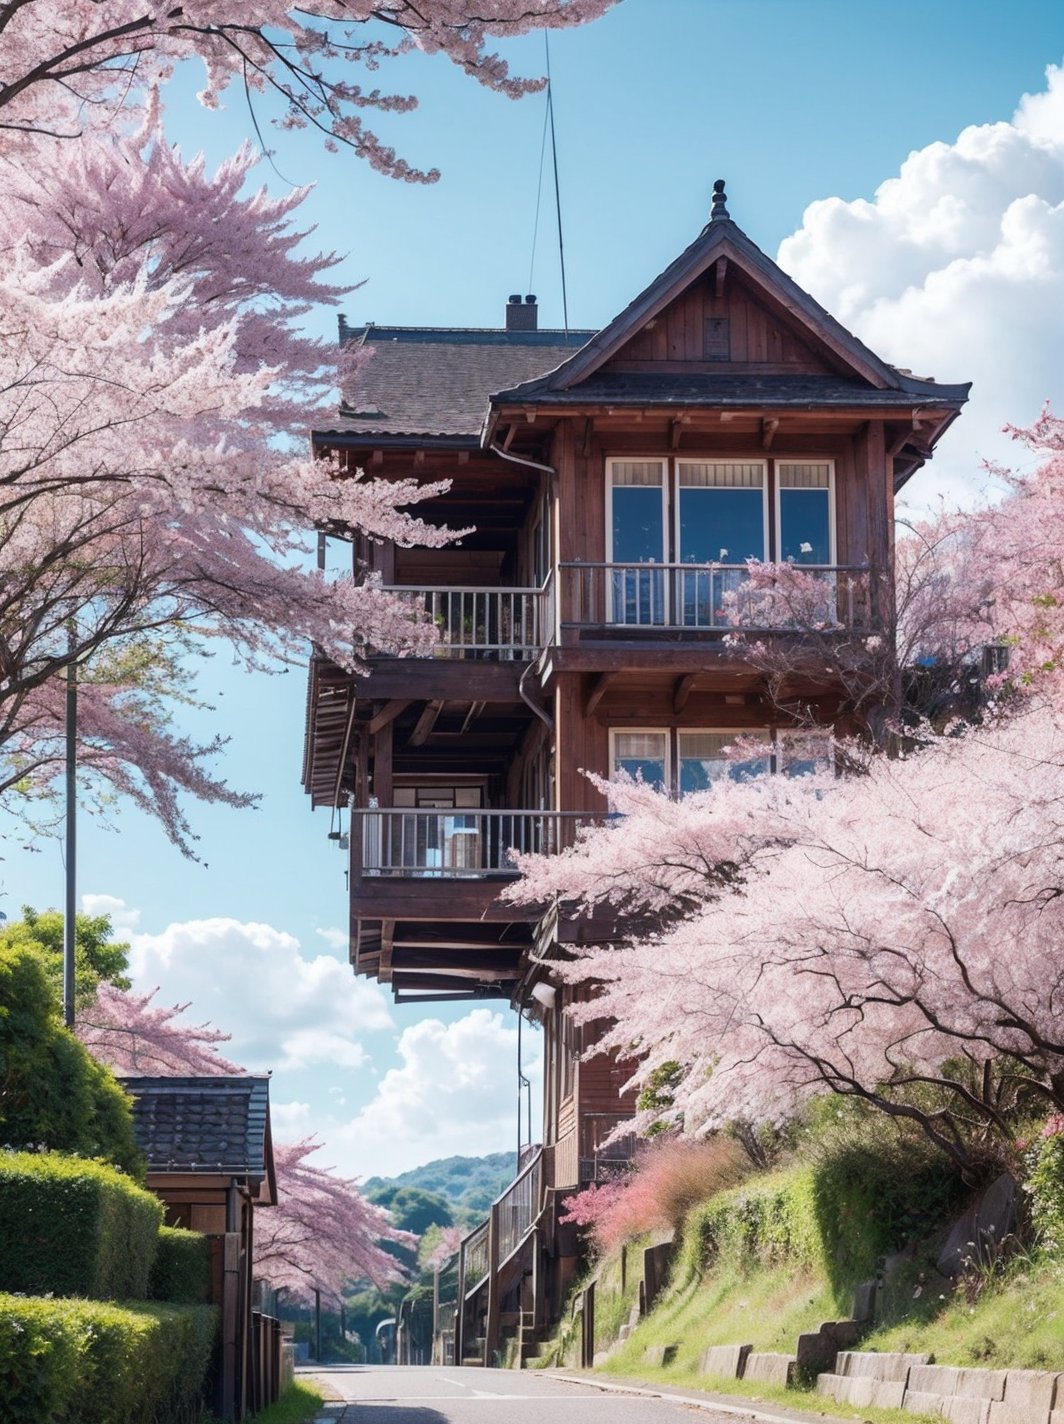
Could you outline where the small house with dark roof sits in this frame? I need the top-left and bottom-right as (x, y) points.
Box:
(125, 1076), (277, 1418)
(302, 182), (969, 1365)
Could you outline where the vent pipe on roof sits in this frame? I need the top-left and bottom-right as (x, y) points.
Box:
(505, 294), (538, 332)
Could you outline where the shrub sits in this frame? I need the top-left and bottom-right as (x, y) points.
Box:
(0, 941), (141, 1174)
(562, 1137), (746, 1256)
(0, 1293), (217, 1424)
(676, 1105), (966, 1295)
(0, 1150), (163, 1299)
(148, 1226), (211, 1304)
(1026, 1114), (1064, 1253)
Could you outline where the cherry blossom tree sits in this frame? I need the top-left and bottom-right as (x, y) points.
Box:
(0, 1), (615, 163)
(0, 103), (455, 847)
(77, 981), (245, 1074)
(0, 3), (614, 847)
(257, 1138), (412, 1299)
(514, 702), (1064, 1172)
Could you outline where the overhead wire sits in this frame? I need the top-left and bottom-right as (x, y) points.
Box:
(526, 31), (570, 335)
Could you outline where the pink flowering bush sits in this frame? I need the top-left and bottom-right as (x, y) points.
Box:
(561, 1138), (745, 1258)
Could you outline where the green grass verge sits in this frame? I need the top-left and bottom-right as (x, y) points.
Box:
(249, 1380), (324, 1424)
(601, 1258), (842, 1373)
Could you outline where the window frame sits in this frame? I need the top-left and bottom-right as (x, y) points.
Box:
(609, 726), (832, 797)
(773, 458), (837, 567)
(673, 459), (770, 569)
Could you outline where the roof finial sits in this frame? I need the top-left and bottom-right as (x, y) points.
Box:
(710, 178), (729, 221)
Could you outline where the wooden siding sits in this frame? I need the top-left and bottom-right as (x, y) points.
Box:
(603, 272), (838, 375)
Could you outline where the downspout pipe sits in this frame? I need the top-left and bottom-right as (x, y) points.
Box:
(488, 441), (557, 729)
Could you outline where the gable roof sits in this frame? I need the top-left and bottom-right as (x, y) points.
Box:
(317, 321), (593, 442)
(490, 212), (969, 410)
(125, 1075), (276, 1203)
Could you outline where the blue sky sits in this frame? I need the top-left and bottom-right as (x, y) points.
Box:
(4, 0), (1064, 1178)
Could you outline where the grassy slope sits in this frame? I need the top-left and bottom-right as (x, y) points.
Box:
(578, 1163), (1064, 1386)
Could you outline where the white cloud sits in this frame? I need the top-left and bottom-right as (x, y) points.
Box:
(126, 915), (394, 1072)
(272, 1099), (314, 1140)
(777, 60), (1064, 508)
(315, 926), (348, 952)
(326, 1009), (542, 1178)
(81, 893), (141, 931)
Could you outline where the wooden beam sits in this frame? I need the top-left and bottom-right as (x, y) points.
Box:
(408, 700), (443, 746)
(371, 449), (383, 466)
(670, 417), (683, 450)
(501, 422), (517, 452)
(413, 449), (425, 466)
(673, 673), (698, 714)
(368, 699), (410, 736)
(581, 417), (593, 458)
(457, 450), (469, 464)
(379, 920), (395, 984)
(761, 417), (780, 450)
(715, 256), (728, 299)
(584, 672), (617, 717)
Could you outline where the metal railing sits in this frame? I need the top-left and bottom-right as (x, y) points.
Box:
(496, 1147), (543, 1266)
(356, 809), (592, 878)
(384, 584), (543, 658)
(559, 562), (873, 631)
(460, 1220), (490, 1299)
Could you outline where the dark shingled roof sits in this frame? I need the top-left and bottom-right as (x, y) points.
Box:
(319, 322), (593, 439)
(489, 372), (971, 409)
(125, 1076), (275, 1195)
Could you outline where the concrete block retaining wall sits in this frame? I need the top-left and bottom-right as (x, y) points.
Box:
(816, 1353), (1064, 1424)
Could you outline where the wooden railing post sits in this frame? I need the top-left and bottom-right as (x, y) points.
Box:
(484, 1200), (501, 1367)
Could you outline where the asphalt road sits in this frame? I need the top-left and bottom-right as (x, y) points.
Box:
(302, 1365), (763, 1424)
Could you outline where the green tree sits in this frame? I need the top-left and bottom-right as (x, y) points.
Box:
(0, 940), (141, 1174)
(1, 906), (130, 1011)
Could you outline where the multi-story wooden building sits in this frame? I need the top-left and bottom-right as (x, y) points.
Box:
(302, 183), (967, 1364)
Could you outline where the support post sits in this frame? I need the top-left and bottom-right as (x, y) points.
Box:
(484, 1201), (501, 1366)
(314, 1288), (322, 1362)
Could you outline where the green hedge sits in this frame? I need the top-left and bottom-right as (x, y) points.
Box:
(0, 1294), (217, 1424)
(0, 1151), (163, 1299)
(0, 941), (142, 1175)
(148, 1226), (211, 1305)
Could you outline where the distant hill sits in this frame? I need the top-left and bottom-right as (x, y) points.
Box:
(364, 1151), (516, 1221)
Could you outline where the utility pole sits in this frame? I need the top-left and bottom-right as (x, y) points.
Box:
(63, 645), (77, 1029)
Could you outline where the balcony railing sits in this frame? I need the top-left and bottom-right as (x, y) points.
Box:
(384, 584), (543, 658)
(559, 562), (873, 632)
(356, 809), (591, 878)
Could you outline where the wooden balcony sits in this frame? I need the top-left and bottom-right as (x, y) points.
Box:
(383, 583), (545, 658)
(558, 561), (875, 636)
(355, 808), (590, 879)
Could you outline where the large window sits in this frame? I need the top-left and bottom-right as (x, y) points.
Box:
(610, 728), (828, 797)
(606, 457), (835, 626)
(607, 461), (666, 624)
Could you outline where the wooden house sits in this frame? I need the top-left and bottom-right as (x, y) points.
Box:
(302, 182), (968, 1363)
(125, 1075), (281, 1416)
